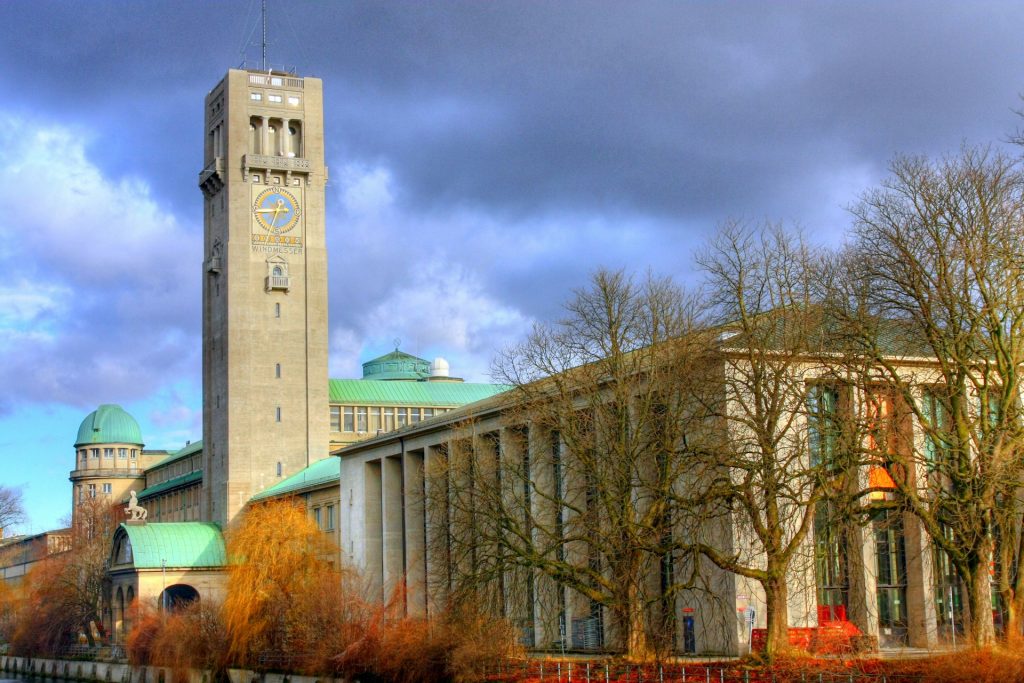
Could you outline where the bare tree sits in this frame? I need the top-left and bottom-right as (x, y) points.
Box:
(431, 269), (709, 660)
(832, 148), (1024, 646)
(681, 222), (842, 658)
(0, 486), (25, 536)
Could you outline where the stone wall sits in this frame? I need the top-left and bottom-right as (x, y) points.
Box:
(0, 656), (341, 683)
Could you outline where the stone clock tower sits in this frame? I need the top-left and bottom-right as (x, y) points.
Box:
(198, 69), (329, 526)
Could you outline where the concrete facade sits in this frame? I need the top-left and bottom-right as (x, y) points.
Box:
(200, 69), (330, 526)
(335, 359), (960, 656)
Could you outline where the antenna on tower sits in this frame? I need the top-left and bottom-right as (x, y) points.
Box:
(261, 0), (268, 71)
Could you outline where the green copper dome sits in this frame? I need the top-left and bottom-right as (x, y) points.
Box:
(361, 349), (431, 381)
(75, 404), (143, 447)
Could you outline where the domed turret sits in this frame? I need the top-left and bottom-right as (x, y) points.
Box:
(75, 404), (143, 447)
(361, 348), (431, 381)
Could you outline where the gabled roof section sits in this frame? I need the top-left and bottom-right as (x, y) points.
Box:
(250, 456), (339, 501)
(148, 439), (203, 470)
(328, 379), (507, 405)
(114, 522), (225, 570)
(136, 470), (202, 500)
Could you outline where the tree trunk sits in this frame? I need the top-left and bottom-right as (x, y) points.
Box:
(966, 560), (997, 647)
(762, 575), (790, 660)
(620, 582), (653, 661)
(1004, 593), (1023, 646)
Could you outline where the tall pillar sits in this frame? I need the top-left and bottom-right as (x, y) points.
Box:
(404, 450), (427, 617)
(382, 454), (405, 606)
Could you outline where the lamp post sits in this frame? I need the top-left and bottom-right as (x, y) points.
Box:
(161, 558), (167, 619)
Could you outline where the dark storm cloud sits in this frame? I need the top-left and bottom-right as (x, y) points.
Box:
(2, 0), (1024, 393)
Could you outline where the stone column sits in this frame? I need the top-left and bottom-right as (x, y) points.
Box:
(260, 116), (269, 156)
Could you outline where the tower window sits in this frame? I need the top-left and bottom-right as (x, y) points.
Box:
(119, 448), (127, 458)
(268, 93), (283, 103)
(277, 461), (283, 477)
(288, 95), (300, 106)
(275, 303), (281, 318)
(276, 406), (282, 422)
(91, 448), (99, 459)
(275, 363), (281, 378)
(250, 92), (262, 101)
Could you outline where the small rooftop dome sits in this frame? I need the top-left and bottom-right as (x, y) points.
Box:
(430, 357), (450, 377)
(361, 348), (431, 381)
(75, 404), (143, 447)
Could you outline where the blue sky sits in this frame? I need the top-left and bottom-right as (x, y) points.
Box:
(2, 1), (1024, 532)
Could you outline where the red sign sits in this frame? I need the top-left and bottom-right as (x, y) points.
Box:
(682, 607), (695, 613)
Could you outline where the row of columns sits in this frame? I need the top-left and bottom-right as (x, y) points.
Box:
(352, 426), (949, 655)
(250, 116), (302, 158)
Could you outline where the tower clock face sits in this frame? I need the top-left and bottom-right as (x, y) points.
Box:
(252, 188), (301, 234)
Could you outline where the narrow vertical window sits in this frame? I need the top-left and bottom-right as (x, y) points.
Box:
(356, 406), (368, 432)
(275, 302), (281, 318)
(330, 406), (341, 432)
(343, 406), (354, 431)
(275, 406), (282, 422)
(275, 363), (281, 378)
(277, 461), (282, 477)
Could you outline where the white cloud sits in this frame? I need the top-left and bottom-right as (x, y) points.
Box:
(0, 113), (200, 411)
(338, 163), (395, 218)
(357, 261), (532, 382)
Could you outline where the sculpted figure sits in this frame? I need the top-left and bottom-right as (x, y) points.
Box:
(125, 490), (148, 521)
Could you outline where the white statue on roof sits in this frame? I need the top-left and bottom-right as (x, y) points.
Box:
(125, 491), (148, 522)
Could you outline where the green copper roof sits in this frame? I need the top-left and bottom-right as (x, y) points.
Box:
(361, 349), (431, 380)
(75, 404), (143, 447)
(136, 470), (203, 500)
(149, 439), (203, 470)
(117, 522), (225, 569)
(328, 379), (507, 405)
(250, 456), (339, 501)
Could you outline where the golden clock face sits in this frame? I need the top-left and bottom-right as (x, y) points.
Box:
(252, 188), (301, 234)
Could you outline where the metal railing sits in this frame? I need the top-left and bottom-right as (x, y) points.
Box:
(248, 74), (304, 89)
(486, 660), (928, 683)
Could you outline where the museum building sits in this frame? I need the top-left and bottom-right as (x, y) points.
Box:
(3, 65), (970, 657)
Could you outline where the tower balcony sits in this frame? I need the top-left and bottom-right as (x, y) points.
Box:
(266, 275), (290, 292)
(198, 157), (225, 197)
(244, 154), (310, 173)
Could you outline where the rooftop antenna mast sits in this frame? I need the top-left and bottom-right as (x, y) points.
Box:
(261, 0), (267, 71)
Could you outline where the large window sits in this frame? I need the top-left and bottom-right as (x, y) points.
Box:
(874, 510), (908, 647)
(330, 406), (341, 432)
(814, 502), (849, 620)
(807, 384), (842, 468)
(343, 406), (354, 432)
(921, 387), (953, 471)
(356, 406), (368, 432)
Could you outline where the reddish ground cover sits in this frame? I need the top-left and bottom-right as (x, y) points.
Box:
(489, 648), (1024, 683)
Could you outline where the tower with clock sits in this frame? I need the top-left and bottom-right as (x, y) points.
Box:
(198, 69), (330, 526)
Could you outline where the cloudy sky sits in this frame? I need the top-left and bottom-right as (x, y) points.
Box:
(2, 1), (1023, 531)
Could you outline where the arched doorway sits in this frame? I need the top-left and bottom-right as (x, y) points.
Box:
(159, 583), (200, 612)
